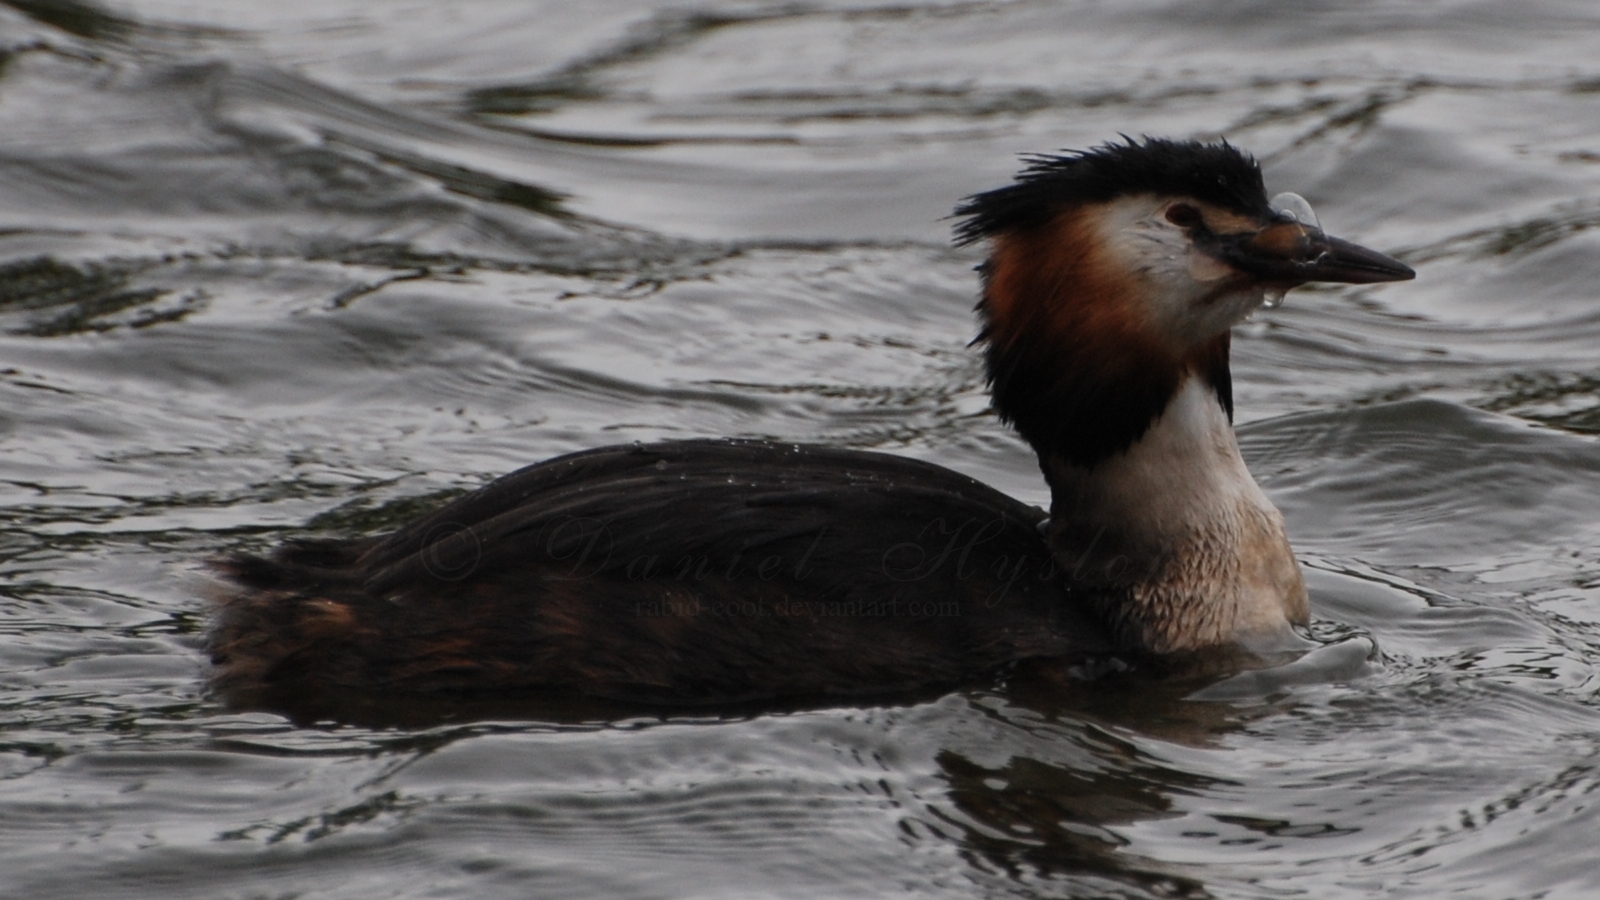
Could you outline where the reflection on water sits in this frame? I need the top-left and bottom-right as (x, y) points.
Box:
(3, 0), (1600, 898)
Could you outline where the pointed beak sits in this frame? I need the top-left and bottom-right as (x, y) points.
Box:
(1213, 220), (1415, 286)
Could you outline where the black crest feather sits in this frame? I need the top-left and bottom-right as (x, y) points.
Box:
(954, 136), (1268, 244)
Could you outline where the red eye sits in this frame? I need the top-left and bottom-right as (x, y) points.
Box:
(1165, 203), (1201, 227)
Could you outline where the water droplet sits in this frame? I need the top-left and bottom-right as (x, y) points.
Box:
(1268, 191), (1320, 229)
(1261, 286), (1287, 309)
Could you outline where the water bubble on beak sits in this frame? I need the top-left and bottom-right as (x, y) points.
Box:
(1261, 286), (1287, 309)
(1269, 192), (1320, 229)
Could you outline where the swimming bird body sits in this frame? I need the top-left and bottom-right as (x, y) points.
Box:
(210, 138), (1413, 702)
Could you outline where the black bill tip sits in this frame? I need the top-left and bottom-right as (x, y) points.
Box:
(1306, 232), (1415, 284)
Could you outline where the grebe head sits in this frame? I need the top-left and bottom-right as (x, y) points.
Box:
(954, 137), (1413, 652)
(956, 136), (1414, 468)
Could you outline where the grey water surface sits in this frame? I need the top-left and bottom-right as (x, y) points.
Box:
(2, 1), (1600, 898)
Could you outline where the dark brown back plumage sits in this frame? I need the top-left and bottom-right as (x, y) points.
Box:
(211, 440), (1111, 703)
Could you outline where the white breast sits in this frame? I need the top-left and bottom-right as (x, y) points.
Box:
(1042, 378), (1308, 651)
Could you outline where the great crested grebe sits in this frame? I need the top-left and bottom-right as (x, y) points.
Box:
(210, 137), (1413, 703)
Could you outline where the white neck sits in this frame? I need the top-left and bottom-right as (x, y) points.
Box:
(1041, 377), (1308, 652)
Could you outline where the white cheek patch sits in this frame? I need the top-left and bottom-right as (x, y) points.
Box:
(1087, 196), (1264, 340)
(1187, 248), (1236, 283)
